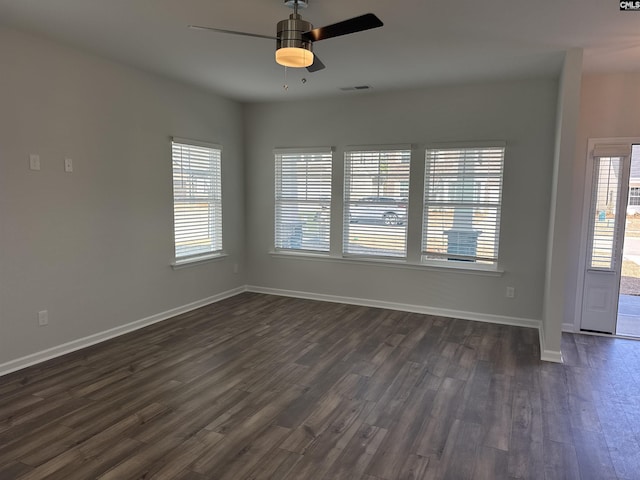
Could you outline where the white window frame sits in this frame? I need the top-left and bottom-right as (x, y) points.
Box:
(171, 137), (224, 266)
(422, 142), (505, 270)
(343, 145), (412, 259)
(274, 147), (333, 254)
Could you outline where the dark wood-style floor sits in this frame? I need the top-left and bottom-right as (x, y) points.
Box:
(1, 293), (639, 480)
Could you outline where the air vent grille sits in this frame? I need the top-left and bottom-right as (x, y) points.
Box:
(340, 85), (372, 92)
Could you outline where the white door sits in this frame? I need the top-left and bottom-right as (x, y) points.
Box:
(581, 146), (631, 333)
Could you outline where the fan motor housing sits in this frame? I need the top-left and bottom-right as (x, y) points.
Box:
(276, 14), (313, 53)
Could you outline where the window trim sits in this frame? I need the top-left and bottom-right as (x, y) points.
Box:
(171, 137), (224, 266)
(171, 252), (228, 269)
(268, 249), (504, 276)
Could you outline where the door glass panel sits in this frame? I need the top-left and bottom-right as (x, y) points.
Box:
(590, 157), (621, 270)
(618, 145), (640, 337)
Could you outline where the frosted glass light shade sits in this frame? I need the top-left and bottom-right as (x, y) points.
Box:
(275, 47), (314, 68)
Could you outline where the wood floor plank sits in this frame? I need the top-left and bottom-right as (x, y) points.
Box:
(543, 440), (580, 480)
(572, 427), (618, 480)
(280, 400), (375, 479)
(0, 461), (32, 480)
(540, 364), (573, 445)
(244, 448), (301, 480)
(441, 421), (483, 480)
(414, 377), (465, 458)
(191, 385), (303, 475)
(473, 445), (508, 480)
(593, 396), (640, 480)
(365, 382), (437, 479)
(365, 361), (425, 429)
(0, 422), (75, 467)
(1, 294), (638, 480)
(482, 373), (513, 452)
(457, 360), (492, 424)
(507, 386), (544, 479)
(421, 418), (462, 480)
(320, 423), (388, 480)
(214, 425), (290, 480)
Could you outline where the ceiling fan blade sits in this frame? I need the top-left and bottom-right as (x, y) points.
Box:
(188, 25), (277, 41)
(302, 13), (383, 42)
(306, 55), (326, 72)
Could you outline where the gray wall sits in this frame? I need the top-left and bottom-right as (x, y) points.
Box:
(0, 28), (245, 365)
(244, 80), (558, 321)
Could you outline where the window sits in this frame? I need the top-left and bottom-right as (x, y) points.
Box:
(275, 148), (333, 252)
(588, 156), (621, 269)
(630, 187), (640, 206)
(171, 138), (222, 262)
(422, 145), (504, 266)
(343, 147), (411, 258)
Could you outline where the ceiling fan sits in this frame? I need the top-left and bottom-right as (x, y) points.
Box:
(189, 0), (383, 72)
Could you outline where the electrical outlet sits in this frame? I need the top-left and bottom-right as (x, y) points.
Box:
(64, 158), (73, 173)
(506, 287), (515, 299)
(38, 310), (49, 326)
(29, 154), (41, 171)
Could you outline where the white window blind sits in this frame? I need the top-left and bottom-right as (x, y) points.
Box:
(588, 156), (622, 270)
(343, 148), (411, 258)
(422, 145), (504, 265)
(275, 149), (332, 252)
(171, 139), (222, 261)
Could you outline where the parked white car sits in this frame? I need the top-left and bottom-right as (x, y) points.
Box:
(348, 196), (407, 225)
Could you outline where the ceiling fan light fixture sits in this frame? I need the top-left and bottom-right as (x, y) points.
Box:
(191, 0), (382, 74)
(275, 46), (314, 68)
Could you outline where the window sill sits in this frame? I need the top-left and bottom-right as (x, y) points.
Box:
(420, 259), (502, 274)
(270, 250), (331, 260)
(171, 252), (227, 270)
(269, 251), (504, 276)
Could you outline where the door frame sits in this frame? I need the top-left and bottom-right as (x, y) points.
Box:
(573, 137), (640, 333)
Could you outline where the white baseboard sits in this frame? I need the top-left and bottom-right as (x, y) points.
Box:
(0, 286), (247, 377)
(247, 285), (541, 330)
(1, 284), (561, 376)
(539, 326), (563, 363)
(562, 322), (576, 333)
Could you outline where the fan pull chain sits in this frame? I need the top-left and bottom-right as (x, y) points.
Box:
(283, 66), (289, 92)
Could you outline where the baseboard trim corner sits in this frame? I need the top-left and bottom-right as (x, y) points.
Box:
(0, 286), (247, 377)
(247, 285), (540, 330)
(539, 326), (563, 363)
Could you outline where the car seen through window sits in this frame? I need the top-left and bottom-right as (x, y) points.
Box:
(349, 196), (407, 225)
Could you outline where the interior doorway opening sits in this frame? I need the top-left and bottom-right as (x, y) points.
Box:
(618, 144), (640, 337)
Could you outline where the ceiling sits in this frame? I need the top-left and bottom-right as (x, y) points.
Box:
(0, 0), (639, 102)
